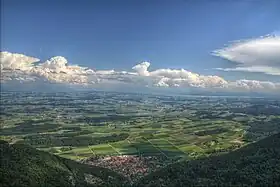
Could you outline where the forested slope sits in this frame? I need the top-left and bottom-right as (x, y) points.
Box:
(1, 133), (280, 187)
(137, 133), (280, 187)
(0, 140), (127, 187)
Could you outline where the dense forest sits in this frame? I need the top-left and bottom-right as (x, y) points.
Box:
(1, 133), (280, 187)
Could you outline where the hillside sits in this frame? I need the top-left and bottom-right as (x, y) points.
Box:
(136, 133), (280, 187)
(1, 133), (280, 187)
(0, 140), (127, 187)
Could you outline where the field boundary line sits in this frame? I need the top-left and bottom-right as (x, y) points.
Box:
(74, 152), (81, 160)
(142, 137), (169, 159)
(108, 143), (122, 156)
(127, 139), (141, 156)
(164, 138), (188, 156)
(88, 145), (96, 156)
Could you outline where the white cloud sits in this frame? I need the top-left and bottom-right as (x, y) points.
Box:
(0, 51), (40, 70)
(1, 51), (280, 94)
(146, 68), (228, 88)
(1, 51), (96, 85)
(132, 62), (229, 88)
(95, 70), (115, 75)
(215, 66), (280, 76)
(228, 79), (280, 93)
(213, 35), (280, 76)
(132, 61), (150, 76)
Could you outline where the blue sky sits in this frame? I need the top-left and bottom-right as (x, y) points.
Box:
(1, 0), (280, 94)
(2, 0), (279, 71)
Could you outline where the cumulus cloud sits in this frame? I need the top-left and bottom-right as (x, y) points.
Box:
(0, 51), (40, 70)
(131, 61), (229, 88)
(1, 51), (97, 85)
(133, 65), (228, 88)
(1, 51), (280, 93)
(228, 79), (280, 93)
(132, 61), (150, 76)
(213, 34), (280, 76)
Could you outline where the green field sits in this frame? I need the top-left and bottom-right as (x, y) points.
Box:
(1, 91), (280, 163)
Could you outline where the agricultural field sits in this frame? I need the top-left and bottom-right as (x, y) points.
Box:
(1, 91), (280, 164)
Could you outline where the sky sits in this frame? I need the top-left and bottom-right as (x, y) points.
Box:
(1, 0), (280, 95)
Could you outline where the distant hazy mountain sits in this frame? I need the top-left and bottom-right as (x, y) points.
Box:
(1, 82), (279, 98)
(1, 81), (86, 92)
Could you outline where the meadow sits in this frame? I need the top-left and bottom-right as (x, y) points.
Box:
(1, 91), (280, 163)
